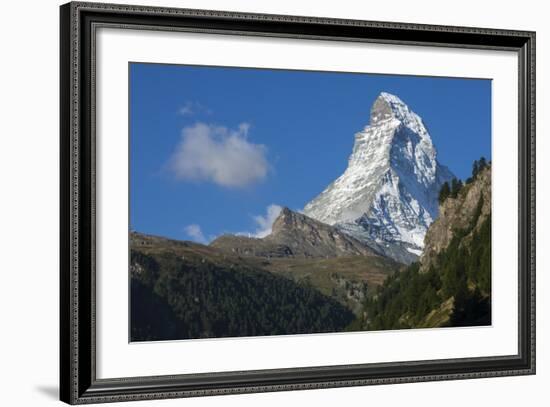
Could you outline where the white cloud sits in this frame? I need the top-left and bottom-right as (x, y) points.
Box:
(184, 224), (207, 244)
(249, 204), (283, 238)
(179, 104), (193, 116)
(168, 122), (269, 188)
(178, 101), (212, 116)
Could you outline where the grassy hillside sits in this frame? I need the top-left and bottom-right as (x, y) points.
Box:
(259, 255), (401, 314)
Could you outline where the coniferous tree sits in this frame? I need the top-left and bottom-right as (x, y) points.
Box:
(472, 160), (480, 178)
(438, 182), (451, 204)
(450, 178), (463, 198)
(478, 156), (487, 172)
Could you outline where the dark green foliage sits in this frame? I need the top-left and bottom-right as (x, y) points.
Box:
(359, 263), (442, 330)
(467, 214), (491, 294)
(130, 278), (182, 341)
(451, 287), (491, 326)
(441, 157), (490, 201)
(450, 178), (463, 198)
(472, 156), (488, 180)
(131, 250), (160, 286)
(472, 160), (480, 179)
(359, 195), (491, 331)
(479, 156), (487, 171)
(130, 251), (355, 341)
(439, 178), (463, 204)
(438, 182), (450, 204)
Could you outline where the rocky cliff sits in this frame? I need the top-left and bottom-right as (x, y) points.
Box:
(420, 165), (491, 272)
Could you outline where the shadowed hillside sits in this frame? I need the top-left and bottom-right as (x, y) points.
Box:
(130, 234), (356, 341)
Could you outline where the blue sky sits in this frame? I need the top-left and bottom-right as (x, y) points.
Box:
(130, 63), (491, 242)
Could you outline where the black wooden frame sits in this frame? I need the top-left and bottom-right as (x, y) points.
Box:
(60, 1), (536, 404)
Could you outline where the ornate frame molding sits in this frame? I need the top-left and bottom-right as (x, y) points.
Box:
(60, 2), (535, 404)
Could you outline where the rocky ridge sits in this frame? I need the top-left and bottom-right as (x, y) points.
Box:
(211, 207), (378, 258)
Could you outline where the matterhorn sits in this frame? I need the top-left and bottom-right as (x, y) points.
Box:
(303, 92), (455, 263)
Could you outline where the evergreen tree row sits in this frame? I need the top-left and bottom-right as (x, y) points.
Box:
(438, 156), (489, 204)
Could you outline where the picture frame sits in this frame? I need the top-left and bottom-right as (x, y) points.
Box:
(60, 1), (536, 404)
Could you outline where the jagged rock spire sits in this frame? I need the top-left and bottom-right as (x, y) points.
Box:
(303, 92), (454, 263)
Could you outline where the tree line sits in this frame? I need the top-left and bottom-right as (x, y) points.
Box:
(439, 156), (489, 204)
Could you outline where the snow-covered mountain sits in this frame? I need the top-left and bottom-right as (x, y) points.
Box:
(303, 92), (455, 264)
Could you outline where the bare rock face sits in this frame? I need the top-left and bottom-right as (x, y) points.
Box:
(420, 166), (491, 272)
(267, 207), (378, 257)
(210, 207), (378, 258)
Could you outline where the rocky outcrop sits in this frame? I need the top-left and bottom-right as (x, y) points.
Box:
(420, 165), (491, 272)
(210, 207), (378, 258)
(268, 207), (378, 257)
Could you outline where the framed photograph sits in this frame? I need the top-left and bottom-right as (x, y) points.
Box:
(60, 1), (535, 404)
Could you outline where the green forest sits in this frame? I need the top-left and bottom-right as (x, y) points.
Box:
(354, 214), (490, 330)
(130, 250), (355, 341)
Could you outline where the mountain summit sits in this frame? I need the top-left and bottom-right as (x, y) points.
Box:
(303, 92), (454, 263)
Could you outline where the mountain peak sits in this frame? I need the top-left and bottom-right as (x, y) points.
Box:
(369, 92), (424, 133)
(271, 206), (295, 233)
(370, 93), (395, 124)
(304, 92), (454, 263)
(371, 92), (406, 117)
